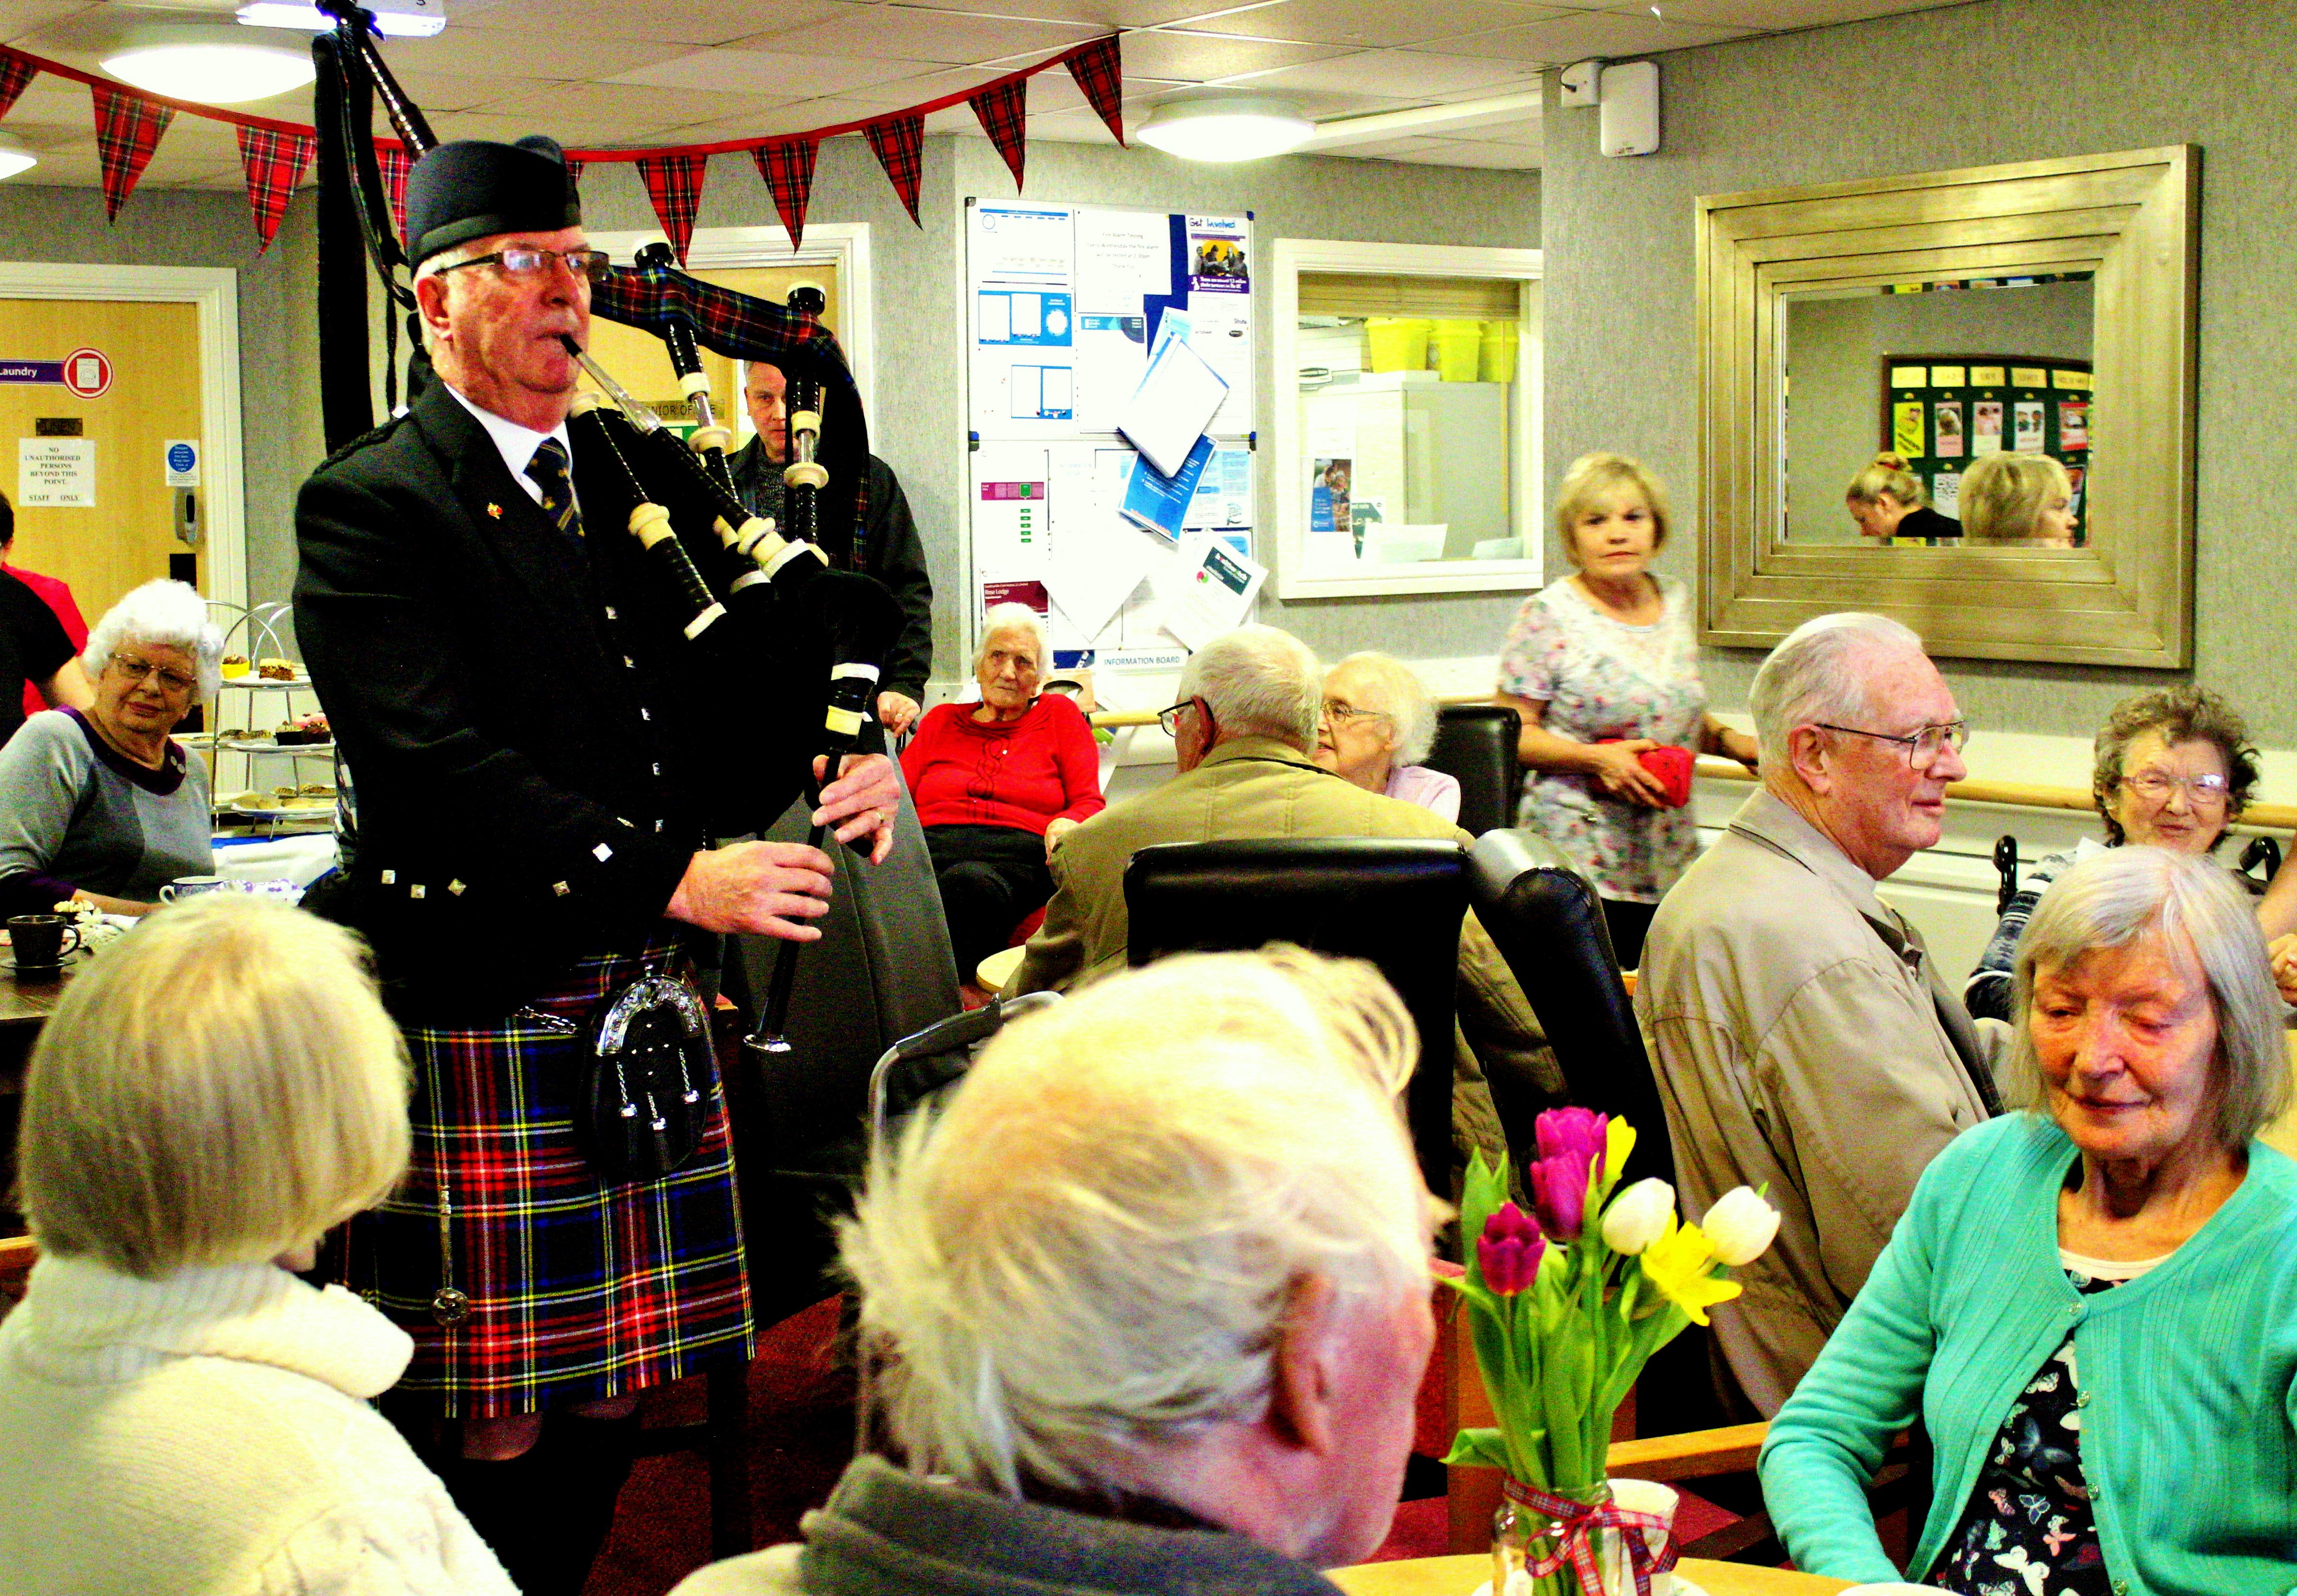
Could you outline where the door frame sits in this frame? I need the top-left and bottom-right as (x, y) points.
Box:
(584, 224), (876, 425)
(0, 261), (245, 611)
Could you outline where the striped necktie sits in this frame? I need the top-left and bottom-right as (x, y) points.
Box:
(524, 437), (584, 544)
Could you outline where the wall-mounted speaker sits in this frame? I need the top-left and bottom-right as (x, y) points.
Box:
(1599, 60), (1660, 157)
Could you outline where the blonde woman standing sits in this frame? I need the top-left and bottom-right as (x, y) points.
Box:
(1496, 452), (1757, 965)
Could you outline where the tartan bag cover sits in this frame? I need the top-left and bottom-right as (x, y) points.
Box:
(92, 81), (173, 222)
(864, 113), (925, 225)
(969, 77), (1028, 191)
(751, 138), (819, 250)
(638, 150), (708, 264)
(0, 49), (37, 123)
(235, 124), (316, 252)
(378, 141), (413, 246)
(1063, 34), (1125, 145)
(337, 937), (755, 1416)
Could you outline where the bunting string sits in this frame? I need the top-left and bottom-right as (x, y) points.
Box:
(0, 33), (1121, 241)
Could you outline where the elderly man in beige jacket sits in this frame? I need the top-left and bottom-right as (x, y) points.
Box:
(1637, 613), (2002, 1419)
(1008, 624), (1560, 1173)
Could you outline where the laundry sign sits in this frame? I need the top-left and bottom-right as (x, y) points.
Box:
(0, 347), (111, 399)
(20, 438), (94, 507)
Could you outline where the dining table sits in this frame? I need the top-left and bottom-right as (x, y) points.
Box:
(1, 951), (79, 1235)
(1330, 1553), (1853, 1596)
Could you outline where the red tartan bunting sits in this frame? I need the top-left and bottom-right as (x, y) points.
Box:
(1063, 34), (1123, 146)
(968, 77), (1027, 191)
(637, 150), (706, 263)
(234, 123), (314, 252)
(91, 82), (173, 222)
(0, 50), (37, 123)
(864, 113), (924, 225)
(378, 142), (413, 246)
(749, 138), (818, 250)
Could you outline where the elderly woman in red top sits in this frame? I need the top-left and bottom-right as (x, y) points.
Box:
(902, 603), (1104, 981)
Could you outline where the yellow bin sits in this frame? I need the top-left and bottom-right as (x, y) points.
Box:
(1479, 320), (1520, 383)
(1433, 319), (1484, 382)
(1365, 317), (1432, 373)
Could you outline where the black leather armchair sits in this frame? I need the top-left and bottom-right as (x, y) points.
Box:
(1424, 705), (1526, 837)
(1464, 828), (1673, 1191)
(1124, 837), (1466, 1194)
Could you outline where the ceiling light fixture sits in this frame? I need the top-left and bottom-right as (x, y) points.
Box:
(0, 134), (36, 181)
(237, 0), (446, 39)
(1137, 95), (1313, 163)
(102, 39), (317, 104)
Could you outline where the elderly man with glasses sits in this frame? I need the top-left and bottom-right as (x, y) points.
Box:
(1636, 612), (2003, 1420)
(292, 136), (899, 1596)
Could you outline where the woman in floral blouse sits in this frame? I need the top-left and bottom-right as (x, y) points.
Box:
(1495, 453), (1756, 966)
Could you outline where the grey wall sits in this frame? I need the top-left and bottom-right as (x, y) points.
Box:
(0, 184), (317, 620)
(585, 134), (1542, 683)
(1784, 280), (2092, 542)
(1542, 0), (2297, 739)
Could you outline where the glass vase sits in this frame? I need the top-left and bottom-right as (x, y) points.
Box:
(1491, 1481), (1633, 1596)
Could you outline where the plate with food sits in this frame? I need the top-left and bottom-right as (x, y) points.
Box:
(227, 786), (337, 820)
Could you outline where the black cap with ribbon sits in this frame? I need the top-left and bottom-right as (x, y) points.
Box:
(404, 135), (581, 266)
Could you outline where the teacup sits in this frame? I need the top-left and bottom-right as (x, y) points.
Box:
(7, 913), (81, 968)
(160, 875), (240, 903)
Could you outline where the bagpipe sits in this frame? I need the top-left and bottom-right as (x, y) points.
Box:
(308, 0), (902, 1049)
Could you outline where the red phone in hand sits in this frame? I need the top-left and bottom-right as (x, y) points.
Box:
(1598, 741), (1695, 808)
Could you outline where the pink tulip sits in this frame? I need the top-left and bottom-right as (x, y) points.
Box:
(1527, 1151), (1588, 1241)
(1535, 1107), (1609, 1168)
(1477, 1201), (1546, 1295)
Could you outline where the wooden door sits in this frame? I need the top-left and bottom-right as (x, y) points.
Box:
(579, 265), (842, 439)
(0, 299), (203, 624)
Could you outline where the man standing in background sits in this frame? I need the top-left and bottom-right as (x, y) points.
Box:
(729, 360), (933, 737)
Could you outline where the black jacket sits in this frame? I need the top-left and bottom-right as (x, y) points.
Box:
(293, 383), (821, 1019)
(726, 437), (934, 705)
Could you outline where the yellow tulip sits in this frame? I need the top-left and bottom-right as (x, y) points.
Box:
(1604, 1116), (1637, 1184)
(1639, 1216), (1742, 1325)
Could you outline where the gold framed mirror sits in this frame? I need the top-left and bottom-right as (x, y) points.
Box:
(1695, 146), (2197, 668)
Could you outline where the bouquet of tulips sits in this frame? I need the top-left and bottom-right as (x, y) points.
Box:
(1446, 1108), (1779, 1595)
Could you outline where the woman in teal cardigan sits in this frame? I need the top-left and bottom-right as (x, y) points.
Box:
(1761, 845), (2297, 1595)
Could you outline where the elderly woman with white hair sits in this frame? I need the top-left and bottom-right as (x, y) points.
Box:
(0, 895), (518, 1594)
(672, 947), (1439, 1596)
(1313, 650), (1460, 823)
(900, 602), (1104, 982)
(1763, 846), (2297, 1594)
(0, 578), (219, 918)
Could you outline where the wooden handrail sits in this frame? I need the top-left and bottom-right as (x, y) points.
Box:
(1078, 694), (2297, 832)
(1605, 1420), (1769, 1482)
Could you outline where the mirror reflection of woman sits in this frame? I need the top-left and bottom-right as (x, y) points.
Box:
(1494, 453), (1758, 967)
(1960, 451), (2077, 547)
(1844, 452), (1962, 543)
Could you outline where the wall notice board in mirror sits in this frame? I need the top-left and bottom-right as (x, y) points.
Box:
(1696, 146), (2195, 668)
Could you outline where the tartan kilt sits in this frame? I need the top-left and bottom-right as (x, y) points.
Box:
(337, 934), (754, 1417)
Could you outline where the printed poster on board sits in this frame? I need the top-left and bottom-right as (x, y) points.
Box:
(1972, 401), (2004, 456)
(2013, 400), (2045, 452)
(2060, 400), (2090, 450)
(1892, 403), (1925, 459)
(1932, 402), (1964, 458)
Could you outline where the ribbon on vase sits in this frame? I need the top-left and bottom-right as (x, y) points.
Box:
(1501, 1477), (1678, 1596)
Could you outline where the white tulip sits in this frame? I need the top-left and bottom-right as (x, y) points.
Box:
(1600, 1177), (1675, 1256)
(1702, 1186), (1781, 1266)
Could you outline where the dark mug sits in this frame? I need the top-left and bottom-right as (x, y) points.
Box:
(7, 914), (81, 969)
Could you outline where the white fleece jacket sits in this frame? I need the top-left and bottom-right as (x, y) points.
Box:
(0, 1253), (517, 1596)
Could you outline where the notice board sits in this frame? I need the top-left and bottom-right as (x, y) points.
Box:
(965, 200), (1256, 676)
(1881, 353), (2093, 543)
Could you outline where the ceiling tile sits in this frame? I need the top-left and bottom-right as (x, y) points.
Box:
(1609, 0), (1963, 25)
(605, 46), (925, 94)
(742, 5), (1103, 62)
(427, 109), (664, 143)
(380, 27), (700, 80)
(0, 0), (102, 40)
(895, 0), (1282, 25)
(1234, 46), (1540, 95)
(1179, 0), (1579, 49)
(455, 0), (858, 46)
(481, 81), (797, 123)
(1446, 8), (1754, 61)
(1401, 137), (1540, 166)
(1119, 28), (1350, 81)
(388, 69), (566, 111)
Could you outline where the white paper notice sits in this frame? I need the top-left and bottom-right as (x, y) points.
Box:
(1049, 525), (1160, 646)
(1118, 334), (1228, 477)
(1164, 538), (1267, 651)
(19, 438), (93, 507)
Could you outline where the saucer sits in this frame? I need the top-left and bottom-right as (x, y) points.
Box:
(5, 957), (65, 976)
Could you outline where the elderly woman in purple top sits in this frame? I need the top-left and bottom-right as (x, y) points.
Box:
(1313, 651), (1460, 823)
(0, 579), (217, 917)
